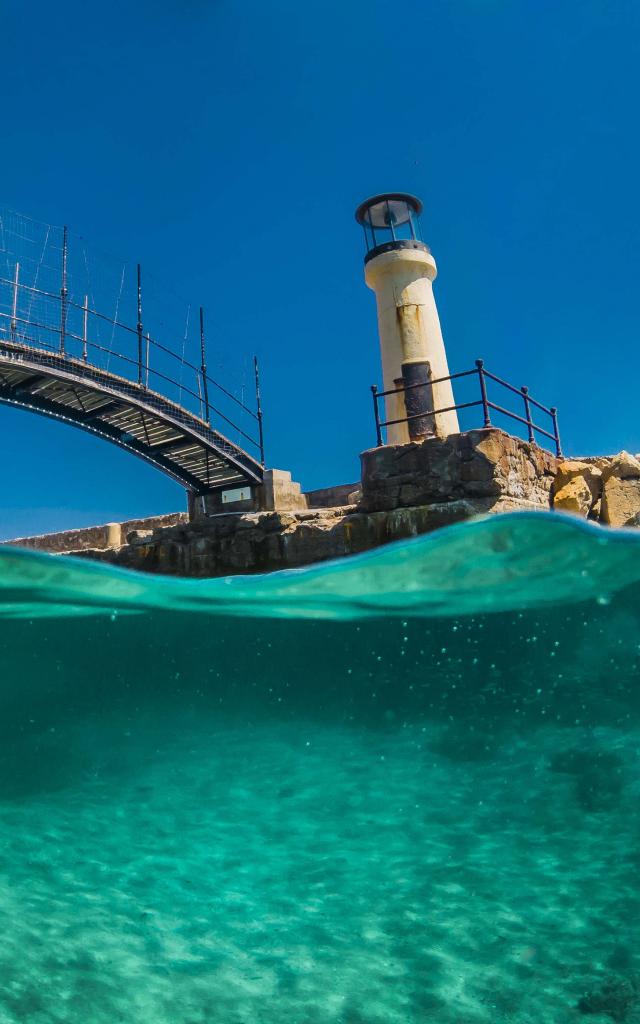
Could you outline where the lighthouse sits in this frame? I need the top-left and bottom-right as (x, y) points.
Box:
(355, 193), (459, 445)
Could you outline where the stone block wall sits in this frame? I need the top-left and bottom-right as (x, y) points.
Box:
(3, 512), (188, 554)
(360, 428), (558, 514)
(304, 483), (360, 508)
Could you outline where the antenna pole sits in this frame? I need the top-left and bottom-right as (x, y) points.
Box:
(196, 368), (204, 419)
(137, 263), (144, 386)
(10, 262), (19, 343)
(82, 294), (88, 362)
(199, 307), (210, 423)
(60, 225), (68, 355)
(254, 355), (265, 466)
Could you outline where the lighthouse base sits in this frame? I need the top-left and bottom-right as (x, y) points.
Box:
(359, 428), (559, 514)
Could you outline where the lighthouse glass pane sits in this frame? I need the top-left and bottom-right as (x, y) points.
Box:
(393, 216), (418, 242)
(362, 200), (423, 249)
(366, 198), (412, 229)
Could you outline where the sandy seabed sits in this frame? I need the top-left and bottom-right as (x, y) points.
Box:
(0, 713), (637, 1024)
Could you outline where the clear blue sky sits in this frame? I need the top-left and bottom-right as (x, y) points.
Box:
(1, 0), (639, 538)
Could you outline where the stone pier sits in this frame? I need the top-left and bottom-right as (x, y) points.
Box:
(3, 428), (565, 577)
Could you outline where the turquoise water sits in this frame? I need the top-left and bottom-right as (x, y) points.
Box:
(0, 512), (639, 1023)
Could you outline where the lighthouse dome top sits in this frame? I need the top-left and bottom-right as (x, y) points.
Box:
(355, 192), (422, 227)
(355, 192), (428, 264)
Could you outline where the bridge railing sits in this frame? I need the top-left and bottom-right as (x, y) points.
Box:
(0, 213), (265, 465)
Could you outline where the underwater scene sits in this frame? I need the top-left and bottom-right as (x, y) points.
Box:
(0, 511), (639, 1024)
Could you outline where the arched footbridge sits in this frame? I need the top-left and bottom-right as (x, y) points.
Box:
(0, 214), (265, 496)
(0, 340), (264, 494)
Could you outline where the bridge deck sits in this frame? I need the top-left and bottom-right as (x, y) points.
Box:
(0, 341), (264, 494)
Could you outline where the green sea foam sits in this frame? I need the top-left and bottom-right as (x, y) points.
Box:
(0, 511), (638, 1023)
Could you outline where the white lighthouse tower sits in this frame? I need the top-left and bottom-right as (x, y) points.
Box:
(356, 193), (459, 445)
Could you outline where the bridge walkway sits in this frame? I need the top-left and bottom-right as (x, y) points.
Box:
(0, 340), (264, 494)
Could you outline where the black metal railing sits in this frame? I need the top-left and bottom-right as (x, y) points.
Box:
(0, 230), (266, 466)
(371, 359), (562, 456)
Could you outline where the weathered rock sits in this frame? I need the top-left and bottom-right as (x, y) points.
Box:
(553, 477), (594, 517)
(589, 498), (602, 521)
(602, 451), (640, 481)
(553, 459), (589, 483)
(127, 529), (153, 543)
(554, 459), (602, 497)
(577, 974), (639, 1021)
(550, 748), (624, 812)
(601, 475), (640, 527)
(551, 460), (602, 517)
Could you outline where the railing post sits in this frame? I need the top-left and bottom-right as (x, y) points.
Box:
(60, 225), (68, 355)
(137, 263), (144, 387)
(11, 262), (19, 343)
(196, 368), (204, 419)
(551, 407), (562, 458)
(521, 385), (535, 442)
(145, 332), (150, 388)
(476, 359), (491, 427)
(82, 295), (89, 362)
(199, 307), (210, 424)
(372, 384), (383, 446)
(254, 355), (265, 466)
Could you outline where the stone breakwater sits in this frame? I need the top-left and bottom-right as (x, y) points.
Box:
(72, 502), (496, 578)
(5, 428), (640, 577)
(551, 451), (640, 527)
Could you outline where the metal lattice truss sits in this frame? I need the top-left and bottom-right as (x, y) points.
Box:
(0, 341), (264, 494)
